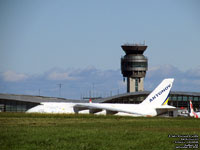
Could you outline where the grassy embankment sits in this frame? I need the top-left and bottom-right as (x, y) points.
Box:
(0, 113), (200, 150)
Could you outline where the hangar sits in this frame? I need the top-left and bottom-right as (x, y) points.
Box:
(1, 91), (200, 112)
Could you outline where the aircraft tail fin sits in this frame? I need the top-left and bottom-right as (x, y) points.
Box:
(189, 100), (198, 118)
(141, 78), (174, 107)
(189, 100), (194, 116)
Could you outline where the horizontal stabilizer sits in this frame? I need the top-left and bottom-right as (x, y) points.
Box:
(156, 105), (176, 111)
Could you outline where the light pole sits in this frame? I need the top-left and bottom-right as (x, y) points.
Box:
(57, 83), (63, 97)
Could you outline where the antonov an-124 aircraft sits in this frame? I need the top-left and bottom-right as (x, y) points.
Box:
(27, 78), (176, 117)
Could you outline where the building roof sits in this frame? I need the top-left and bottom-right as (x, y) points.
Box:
(0, 93), (86, 103)
(93, 91), (200, 103)
(1, 91), (200, 104)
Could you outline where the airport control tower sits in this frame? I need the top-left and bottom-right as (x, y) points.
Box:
(121, 43), (148, 93)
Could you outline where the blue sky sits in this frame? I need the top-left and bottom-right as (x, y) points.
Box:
(0, 0), (200, 74)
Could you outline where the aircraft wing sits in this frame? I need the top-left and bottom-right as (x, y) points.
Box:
(74, 103), (144, 116)
(155, 105), (177, 111)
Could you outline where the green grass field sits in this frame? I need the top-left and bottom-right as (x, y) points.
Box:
(0, 113), (199, 150)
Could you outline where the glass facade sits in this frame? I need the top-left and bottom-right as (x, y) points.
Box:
(169, 94), (200, 110)
(0, 99), (38, 112)
(104, 93), (200, 110)
(122, 61), (148, 68)
(135, 78), (138, 92)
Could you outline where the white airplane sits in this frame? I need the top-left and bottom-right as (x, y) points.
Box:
(189, 100), (200, 118)
(27, 78), (176, 117)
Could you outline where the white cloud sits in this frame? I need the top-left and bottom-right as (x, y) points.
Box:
(186, 65), (200, 78)
(180, 78), (200, 86)
(48, 72), (76, 81)
(2, 71), (28, 82)
(145, 65), (200, 92)
(1, 65), (200, 99)
(147, 64), (182, 78)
